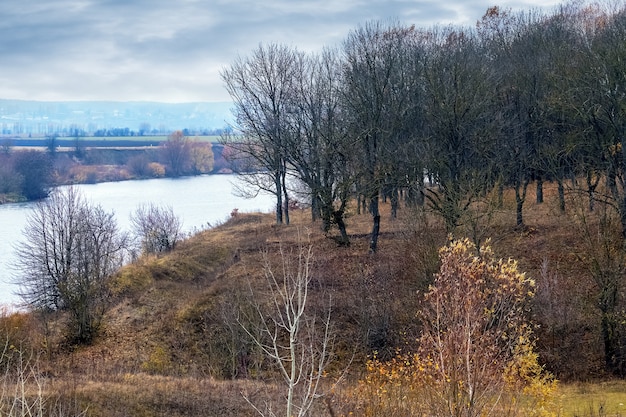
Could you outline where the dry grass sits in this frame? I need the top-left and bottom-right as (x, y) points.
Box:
(56, 374), (262, 417)
(2, 182), (624, 415)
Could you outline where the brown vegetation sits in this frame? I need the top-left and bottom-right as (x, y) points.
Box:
(2, 182), (626, 415)
(0, 133), (226, 204)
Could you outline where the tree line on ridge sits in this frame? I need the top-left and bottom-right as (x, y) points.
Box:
(221, 2), (626, 252)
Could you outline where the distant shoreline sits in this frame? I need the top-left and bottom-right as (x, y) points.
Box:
(0, 141), (234, 205)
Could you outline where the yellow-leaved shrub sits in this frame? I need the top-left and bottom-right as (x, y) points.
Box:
(344, 238), (558, 417)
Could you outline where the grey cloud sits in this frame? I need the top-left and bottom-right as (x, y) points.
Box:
(0, 0), (564, 102)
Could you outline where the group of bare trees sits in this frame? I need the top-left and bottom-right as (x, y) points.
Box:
(14, 188), (182, 344)
(117, 129), (215, 178)
(221, 3), (626, 377)
(221, 3), (626, 250)
(15, 188), (126, 344)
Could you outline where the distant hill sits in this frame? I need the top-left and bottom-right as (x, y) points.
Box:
(0, 99), (234, 136)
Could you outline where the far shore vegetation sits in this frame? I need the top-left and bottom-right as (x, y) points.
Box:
(0, 131), (231, 204)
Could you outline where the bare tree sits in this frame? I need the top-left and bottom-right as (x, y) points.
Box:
(574, 6), (626, 238)
(288, 49), (354, 245)
(189, 141), (215, 174)
(14, 187), (126, 344)
(570, 196), (626, 377)
(421, 26), (501, 233)
(130, 203), (183, 254)
(221, 43), (302, 225)
(341, 21), (421, 252)
(240, 234), (335, 417)
(161, 130), (192, 177)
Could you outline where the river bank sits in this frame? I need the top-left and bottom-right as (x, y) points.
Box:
(0, 143), (233, 204)
(0, 174), (275, 307)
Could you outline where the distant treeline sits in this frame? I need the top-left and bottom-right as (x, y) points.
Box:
(0, 131), (234, 204)
(5, 138), (164, 148)
(90, 127), (230, 138)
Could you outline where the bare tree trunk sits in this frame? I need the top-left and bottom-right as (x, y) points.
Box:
(311, 193), (320, 223)
(333, 209), (350, 246)
(390, 186), (399, 219)
(557, 178), (565, 213)
(599, 283), (622, 376)
(586, 170), (599, 212)
(369, 194), (381, 253)
(515, 178), (529, 228)
(617, 133), (626, 241)
(281, 167), (290, 226)
(536, 179), (544, 204)
(275, 173), (283, 224)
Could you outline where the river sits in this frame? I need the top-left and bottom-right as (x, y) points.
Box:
(0, 175), (275, 308)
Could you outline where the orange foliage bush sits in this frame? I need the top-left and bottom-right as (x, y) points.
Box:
(0, 308), (36, 349)
(148, 162), (166, 177)
(344, 238), (557, 417)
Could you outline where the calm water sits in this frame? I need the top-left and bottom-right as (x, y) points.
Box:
(0, 175), (274, 308)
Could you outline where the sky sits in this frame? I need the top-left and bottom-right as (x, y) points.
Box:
(0, 0), (565, 104)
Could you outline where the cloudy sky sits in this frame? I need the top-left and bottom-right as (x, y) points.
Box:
(0, 0), (564, 103)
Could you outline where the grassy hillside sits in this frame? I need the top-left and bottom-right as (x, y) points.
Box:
(3, 182), (626, 416)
